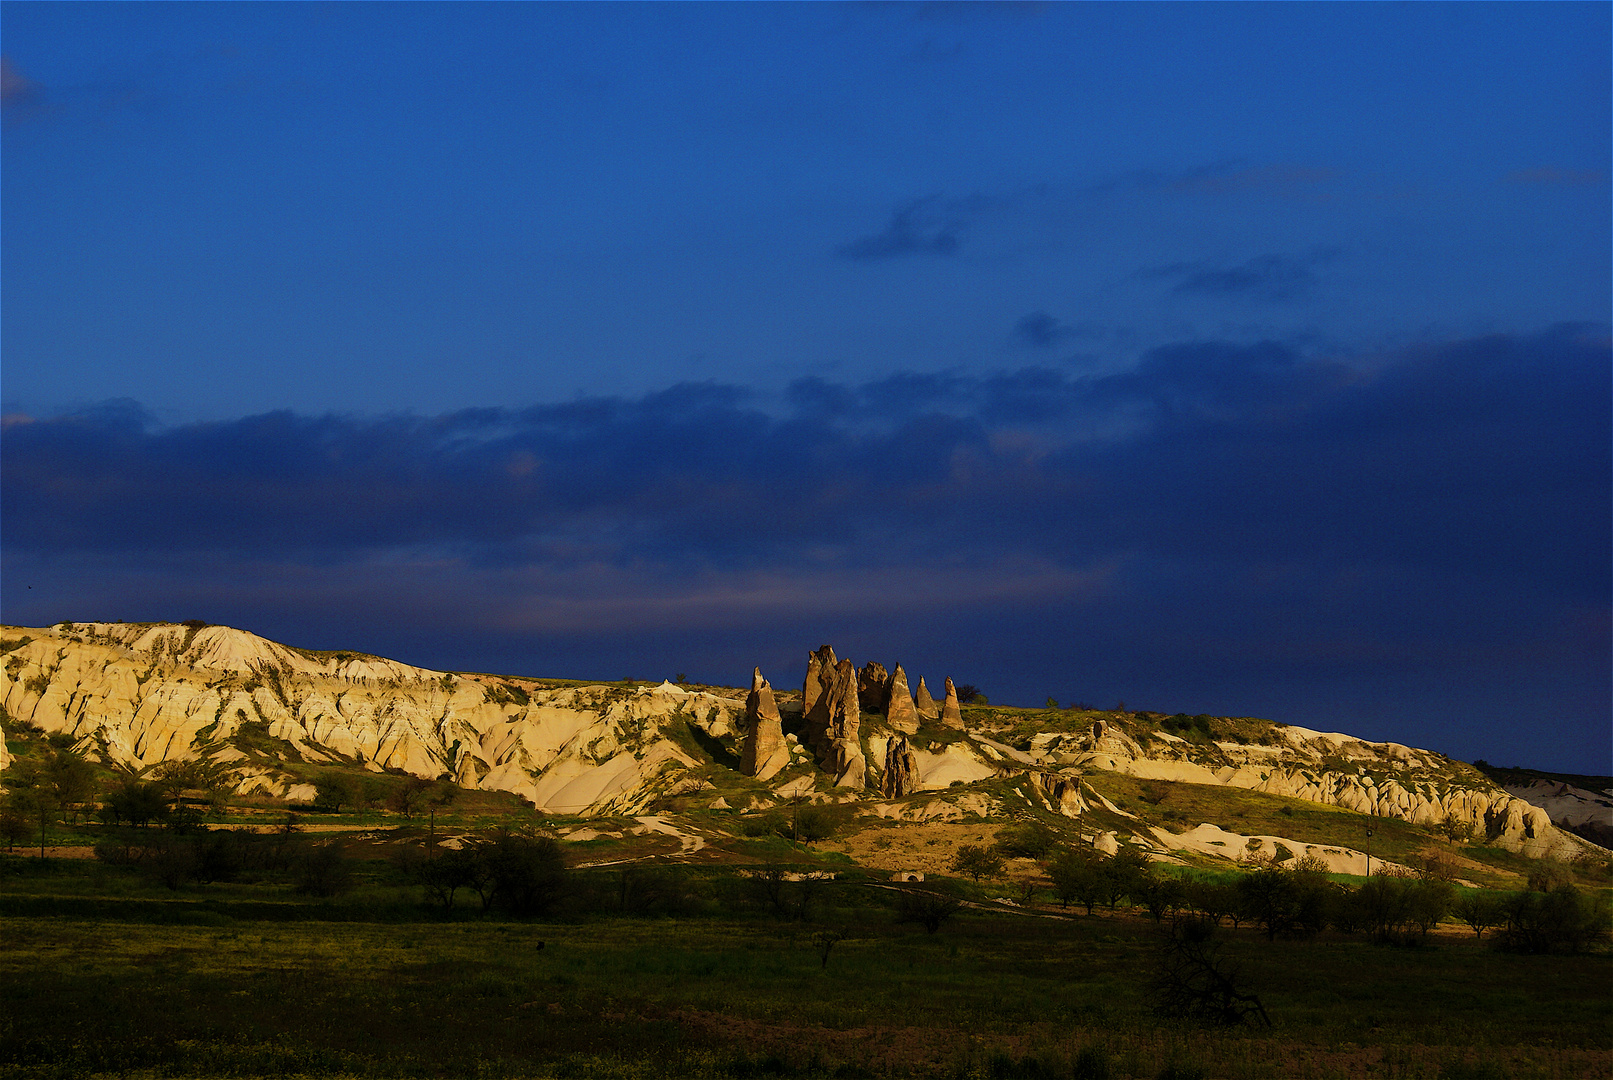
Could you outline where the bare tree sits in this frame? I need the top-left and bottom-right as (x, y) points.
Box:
(1153, 916), (1270, 1027)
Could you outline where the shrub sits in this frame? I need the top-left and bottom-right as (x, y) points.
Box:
(463, 830), (569, 916)
(1048, 849), (1103, 913)
(950, 844), (1004, 883)
(1494, 885), (1612, 954)
(778, 804), (839, 844)
(609, 865), (693, 916)
(294, 840), (355, 898)
(99, 779), (170, 829)
(1348, 874), (1452, 945)
(313, 774), (359, 814)
(1048, 849), (1114, 914)
(1406, 878), (1455, 937)
(1103, 847), (1153, 907)
(1237, 867), (1300, 940)
(1139, 872), (1188, 923)
(996, 820), (1057, 859)
(0, 808), (32, 851)
(1182, 877), (1242, 928)
(896, 888), (960, 933)
(418, 846), (488, 910)
(738, 814), (785, 838)
(1071, 1046), (1112, 1080)
(1526, 857), (1574, 893)
(1452, 890), (1504, 939)
(192, 830), (249, 884)
(151, 840), (199, 890)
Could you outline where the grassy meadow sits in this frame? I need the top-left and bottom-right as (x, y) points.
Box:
(2, 843), (1610, 1080)
(2, 709), (1610, 1079)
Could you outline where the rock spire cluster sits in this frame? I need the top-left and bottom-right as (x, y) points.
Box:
(802, 647), (866, 787)
(790, 644), (970, 789)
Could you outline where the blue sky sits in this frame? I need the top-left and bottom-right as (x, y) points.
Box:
(3, 2), (1608, 771)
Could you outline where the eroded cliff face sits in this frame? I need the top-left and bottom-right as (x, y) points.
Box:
(0, 623), (736, 815)
(1021, 719), (1596, 860)
(3, 623), (1598, 865)
(1498, 779), (1613, 849)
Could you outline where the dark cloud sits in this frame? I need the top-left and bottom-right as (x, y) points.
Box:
(835, 196), (964, 261)
(1012, 311), (1075, 348)
(912, 1), (1048, 21)
(4, 329), (1607, 769)
(1149, 250), (1338, 302)
(1505, 167), (1607, 186)
(1, 56), (40, 104)
(1, 55), (47, 124)
(1169, 164), (1341, 197)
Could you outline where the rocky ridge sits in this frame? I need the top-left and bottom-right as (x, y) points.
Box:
(1, 622), (736, 815)
(1013, 718), (1594, 860)
(1, 622), (1600, 866)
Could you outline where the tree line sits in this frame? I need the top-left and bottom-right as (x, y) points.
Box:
(958, 819), (1610, 954)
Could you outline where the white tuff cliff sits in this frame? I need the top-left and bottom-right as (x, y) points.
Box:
(1, 623), (736, 815)
(1019, 720), (1596, 860)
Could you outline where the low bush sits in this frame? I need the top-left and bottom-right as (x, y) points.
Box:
(1494, 885), (1612, 954)
(895, 887), (959, 933)
(995, 820), (1057, 859)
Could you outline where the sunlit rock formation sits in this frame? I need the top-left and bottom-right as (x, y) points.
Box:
(914, 677), (940, 720)
(802, 651), (867, 788)
(0, 622), (735, 816)
(882, 736), (920, 798)
(856, 661), (889, 712)
(739, 667), (789, 781)
(884, 664), (920, 734)
(940, 677), (964, 728)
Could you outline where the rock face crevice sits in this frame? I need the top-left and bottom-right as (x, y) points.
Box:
(856, 662), (889, 712)
(882, 736), (920, 798)
(801, 645), (836, 723)
(1030, 771), (1086, 817)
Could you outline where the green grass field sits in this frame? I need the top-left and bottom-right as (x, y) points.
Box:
(2, 849), (1609, 1080)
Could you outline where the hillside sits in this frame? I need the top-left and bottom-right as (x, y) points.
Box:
(2, 621), (1605, 877)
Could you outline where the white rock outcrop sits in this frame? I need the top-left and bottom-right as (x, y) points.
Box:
(1023, 718), (1597, 860)
(0, 622), (733, 815)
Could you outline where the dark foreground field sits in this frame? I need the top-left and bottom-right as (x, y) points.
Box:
(2, 860), (1609, 1080)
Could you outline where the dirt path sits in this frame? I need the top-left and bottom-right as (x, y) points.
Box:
(570, 815), (707, 868)
(862, 881), (1081, 921)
